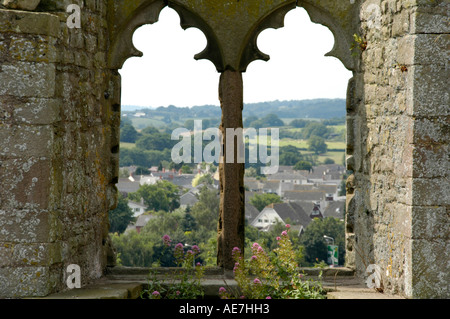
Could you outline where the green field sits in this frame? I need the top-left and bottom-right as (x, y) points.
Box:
(279, 138), (346, 150)
(130, 117), (167, 130)
(120, 142), (136, 149)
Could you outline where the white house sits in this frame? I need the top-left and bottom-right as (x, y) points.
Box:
(128, 200), (147, 217)
(251, 208), (284, 231)
(140, 175), (159, 185)
(250, 202), (313, 232)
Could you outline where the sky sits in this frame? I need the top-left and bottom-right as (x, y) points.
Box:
(119, 7), (353, 108)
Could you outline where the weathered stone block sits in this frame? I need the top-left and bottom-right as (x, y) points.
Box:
(392, 10), (410, 37)
(0, 209), (51, 243)
(408, 64), (449, 116)
(12, 242), (62, 267)
(0, 61), (55, 98)
(412, 177), (450, 206)
(412, 206), (449, 240)
(12, 98), (61, 125)
(9, 34), (58, 63)
(410, 7), (450, 34)
(0, 266), (58, 297)
(0, 9), (59, 37)
(0, 125), (54, 157)
(411, 238), (450, 298)
(412, 143), (449, 178)
(413, 116), (449, 145)
(0, 158), (52, 209)
(399, 33), (450, 66)
(2, 0), (41, 11)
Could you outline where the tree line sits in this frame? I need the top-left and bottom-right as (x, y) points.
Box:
(109, 184), (345, 268)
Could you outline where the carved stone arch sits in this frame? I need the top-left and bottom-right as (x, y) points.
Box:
(238, 0), (358, 72)
(108, 0), (167, 69)
(167, 1), (225, 72)
(108, 0), (224, 71)
(239, 1), (297, 72)
(297, 0), (358, 71)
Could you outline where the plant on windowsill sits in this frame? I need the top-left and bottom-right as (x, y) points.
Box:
(219, 225), (326, 299)
(141, 235), (205, 299)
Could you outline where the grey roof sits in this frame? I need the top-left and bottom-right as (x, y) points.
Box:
(305, 164), (345, 179)
(323, 201), (345, 219)
(277, 165), (295, 173)
(135, 214), (155, 227)
(292, 201), (315, 216)
(117, 178), (141, 194)
(268, 202), (312, 228)
(245, 180), (261, 191)
(283, 190), (325, 201)
(267, 172), (307, 181)
(262, 181), (280, 190)
(180, 192), (199, 206)
(245, 203), (260, 223)
(317, 184), (338, 194)
(245, 191), (258, 203)
(293, 184), (315, 191)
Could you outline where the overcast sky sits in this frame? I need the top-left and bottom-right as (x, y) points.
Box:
(119, 7), (352, 108)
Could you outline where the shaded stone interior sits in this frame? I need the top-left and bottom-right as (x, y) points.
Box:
(0, 0), (448, 298)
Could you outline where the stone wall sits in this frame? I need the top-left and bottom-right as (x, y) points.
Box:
(0, 0), (448, 298)
(346, 0), (449, 298)
(0, 0), (118, 297)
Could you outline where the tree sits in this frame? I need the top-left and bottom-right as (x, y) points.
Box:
(120, 122), (139, 143)
(279, 151), (303, 166)
(250, 193), (283, 211)
(181, 165), (193, 174)
(290, 119), (309, 128)
(129, 180), (180, 212)
(136, 132), (173, 152)
(294, 160), (312, 171)
(108, 196), (135, 234)
(244, 167), (258, 177)
(299, 217), (345, 266)
(302, 122), (329, 139)
(192, 173), (214, 187)
(307, 136), (328, 155)
(262, 113), (284, 127)
(110, 231), (155, 267)
(190, 186), (220, 231)
(279, 145), (303, 166)
(244, 116), (258, 127)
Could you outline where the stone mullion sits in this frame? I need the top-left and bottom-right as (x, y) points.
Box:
(217, 70), (245, 270)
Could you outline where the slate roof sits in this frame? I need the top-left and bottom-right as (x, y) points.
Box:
(117, 178), (140, 195)
(293, 184), (315, 191)
(245, 203), (260, 223)
(268, 202), (312, 228)
(267, 172), (308, 181)
(180, 192), (199, 206)
(323, 201), (345, 219)
(135, 214), (155, 227)
(283, 190), (325, 201)
(317, 184), (338, 194)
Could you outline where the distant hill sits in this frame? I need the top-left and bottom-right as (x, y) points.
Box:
(121, 105), (148, 112)
(243, 99), (345, 119)
(121, 98), (346, 120)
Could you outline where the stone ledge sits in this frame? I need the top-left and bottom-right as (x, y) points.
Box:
(0, 8), (59, 37)
(38, 266), (404, 299)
